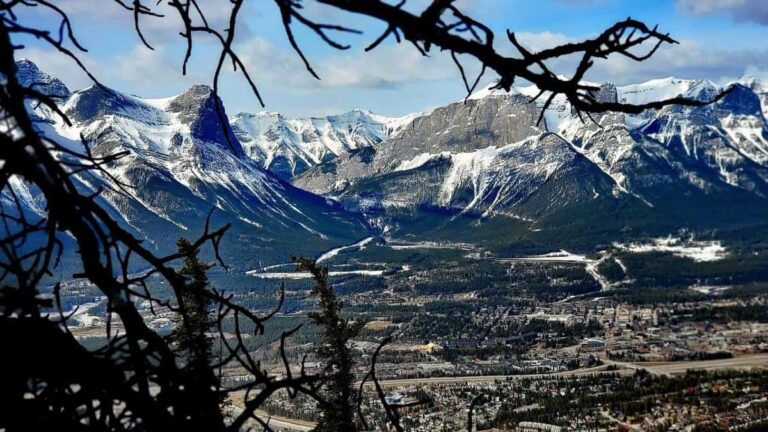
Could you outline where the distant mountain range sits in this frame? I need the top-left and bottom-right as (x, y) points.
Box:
(232, 110), (417, 180)
(294, 76), (768, 250)
(15, 59), (768, 267)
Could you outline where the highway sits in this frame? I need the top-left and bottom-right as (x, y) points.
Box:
(253, 411), (313, 432)
(369, 364), (629, 388)
(228, 404), (315, 431)
(603, 353), (768, 377)
(229, 353), (768, 429)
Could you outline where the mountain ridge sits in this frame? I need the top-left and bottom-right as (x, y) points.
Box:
(292, 76), (768, 249)
(231, 107), (419, 180)
(18, 58), (768, 262)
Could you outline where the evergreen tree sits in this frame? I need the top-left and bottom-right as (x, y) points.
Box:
(295, 257), (363, 432)
(170, 238), (223, 425)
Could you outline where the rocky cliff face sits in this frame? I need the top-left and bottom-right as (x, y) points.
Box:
(167, 84), (243, 156)
(293, 93), (544, 195)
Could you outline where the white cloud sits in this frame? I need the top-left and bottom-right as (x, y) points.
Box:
(235, 37), (458, 90)
(676, 0), (768, 25)
(592, 40), (768, 84)
(19, 47), (99, 91)
(110, 45), (207, 95)
(488, 30), (768, 85)
(314, 44), (457, 89)
(513, 31), (573, 53)
(19, 43), (207, 98)
(743, 65), (768, 82)
(25, 0), (254, 46)
(677, 0), (747, 15)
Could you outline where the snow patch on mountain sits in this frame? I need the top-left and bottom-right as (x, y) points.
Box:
(614, 237), (728, 262)
(394, 152), (450, 172)
(618, 77), (719, 107)
(388, 134), (586, 215)
(316, 236), (375, 263)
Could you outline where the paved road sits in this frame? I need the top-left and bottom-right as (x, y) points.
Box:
(370, 364), (631, 388)
(357, 354), (768, 388)
(229, 405), (314, 431)
(604, 353), (768, 377)
(253, 412), (313, 432)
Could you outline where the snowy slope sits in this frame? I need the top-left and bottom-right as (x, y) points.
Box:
(294, 90), (545, 198)
(383, 133), (619, 218)
(740, 76), (768, 120)
(20, 55), (768, 257)
(618, 77), (720, 107)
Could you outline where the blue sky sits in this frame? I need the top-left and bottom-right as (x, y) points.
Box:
(15, 0), (768, 117)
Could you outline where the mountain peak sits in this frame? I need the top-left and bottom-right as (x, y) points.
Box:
(739, 76), (767, 94)
(167, 84), (215, 119)
(167, 84), (244, 157)
(15, 59), (70, 98)
(592, 83), (618, 104)
(466, 82), (513, 101)
(715, 82), (763, 116)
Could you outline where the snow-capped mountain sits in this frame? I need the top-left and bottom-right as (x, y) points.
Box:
(293, 77), (768, 243)
(557, 79), (768, 203)
(231, 109), (417, 180)
(19, 56), (768, 257)
(18, 60), (368, 268)
(293, 88), (627, 218)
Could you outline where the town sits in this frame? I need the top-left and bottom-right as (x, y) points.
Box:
(58, 252), (768, 431)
